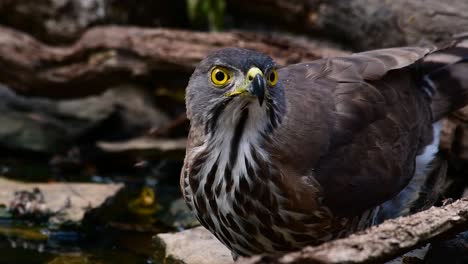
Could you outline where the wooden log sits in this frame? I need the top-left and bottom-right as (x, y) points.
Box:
(228, 0), (468, 50)
(0, 25), (346, 98)
(238, 198), (468, 264)
(2, 0), (467, 51)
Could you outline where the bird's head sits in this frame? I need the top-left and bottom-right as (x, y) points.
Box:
(186, 48), (286, 135)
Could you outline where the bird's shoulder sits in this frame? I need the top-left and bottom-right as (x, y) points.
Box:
(272, 46), (432, 161)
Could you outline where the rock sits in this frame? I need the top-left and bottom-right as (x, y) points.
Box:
(0, 84), (77, 153)
(0, 177), (123, 225)
(57, 85), (169, 137)
(153, 226), (234, 264)
(0, 84), (168, 154)
(0, 0), (107, 43)
(159, 198), (200, 230)
(0, 0), (188, 43)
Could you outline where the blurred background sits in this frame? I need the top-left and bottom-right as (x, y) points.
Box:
(0, 0), (468, 263)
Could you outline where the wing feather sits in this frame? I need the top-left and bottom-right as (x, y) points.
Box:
(271, 47), (434, 215)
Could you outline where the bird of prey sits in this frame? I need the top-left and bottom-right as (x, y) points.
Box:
(181, 37), (468, 257)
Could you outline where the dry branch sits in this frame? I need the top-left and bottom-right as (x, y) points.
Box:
(0, 25), (346, 98)
(238, 198), (468, 264)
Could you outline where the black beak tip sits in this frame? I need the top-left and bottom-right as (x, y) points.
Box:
(251, 74), (265, 106)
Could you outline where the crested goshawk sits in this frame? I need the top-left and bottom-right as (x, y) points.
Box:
(181, 38), (468, 257)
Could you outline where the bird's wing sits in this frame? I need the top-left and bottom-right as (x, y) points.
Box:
(271, 47), (435, 216)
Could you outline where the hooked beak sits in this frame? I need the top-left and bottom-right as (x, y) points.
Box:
(249, 74), (265, 106)
(225, 67), (265, 106)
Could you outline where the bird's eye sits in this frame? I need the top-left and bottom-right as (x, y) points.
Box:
(268, 69), (278, 86)
(210, 67), (231, 87)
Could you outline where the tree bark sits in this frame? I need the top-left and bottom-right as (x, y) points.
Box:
(238, 198), (468, 264)
(228, 0), (468, 50)
(0, 25), (346, 98)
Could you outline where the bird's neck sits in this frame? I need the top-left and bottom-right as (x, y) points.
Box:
(204, 98), (281, 139)
(187, 101), (282, 204)
(203, 101), (277, 178)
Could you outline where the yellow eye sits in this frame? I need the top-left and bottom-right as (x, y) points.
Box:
(268, 69), (278, 86)
(210, 67), (231, 87)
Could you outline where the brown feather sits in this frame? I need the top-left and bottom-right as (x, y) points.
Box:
(269, 48), (434, 216)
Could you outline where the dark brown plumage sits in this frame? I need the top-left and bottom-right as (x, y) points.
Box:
(182, 37), (468, 257)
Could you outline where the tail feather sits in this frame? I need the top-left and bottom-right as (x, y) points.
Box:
(422, 37), (468, 120)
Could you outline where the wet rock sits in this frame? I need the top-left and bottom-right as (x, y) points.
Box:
(0, 177), (123, 225)
(0, 84), (168, 154)
(153, 226), (233, 264)
(8, 188), (50, 221)
(160, 198), (200, 230)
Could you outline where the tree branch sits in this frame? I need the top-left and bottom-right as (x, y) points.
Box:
(238, 198), (468, 264)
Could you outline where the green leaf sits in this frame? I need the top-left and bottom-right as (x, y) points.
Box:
(186, 0), (226, 31)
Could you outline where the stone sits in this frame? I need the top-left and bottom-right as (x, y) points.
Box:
(153, 226), (234, 264)
(0, 0), (187, 43)
(0, 177), (123, 224)
(159, 198), (200, 230)
(0, 84), (168, 154)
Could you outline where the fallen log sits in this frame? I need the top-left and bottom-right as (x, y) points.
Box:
(2, 1), (467, 54)
(97, 137), (187, 160)
(228, 0), (468, 50)
(0, 25), (346, 98)
(238, 198), (468, 264)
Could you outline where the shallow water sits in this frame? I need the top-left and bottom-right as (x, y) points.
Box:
(0, 218), (157, 264)
(0, 156), (186, 264)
